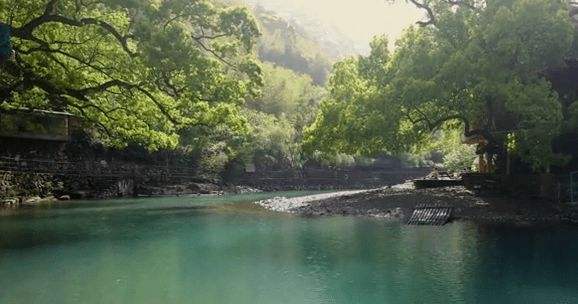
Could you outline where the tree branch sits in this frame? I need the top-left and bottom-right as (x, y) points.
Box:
(12, 1), (136, 57)
(406, 0), (478, 27)
(408, 0), (437, 26)
(192, 36), (239, 70)
(2, 57), (180, 126)
(406, 107), (478, 137)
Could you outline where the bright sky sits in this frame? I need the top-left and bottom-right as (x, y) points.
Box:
(244, 0), (423, 53)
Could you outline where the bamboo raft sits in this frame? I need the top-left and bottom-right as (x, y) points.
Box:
(407, 204), (453, 226)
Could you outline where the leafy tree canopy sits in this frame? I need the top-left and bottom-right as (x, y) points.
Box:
(305, 0), (575, 172)
(0, 0), (262, 150)
(231, 63), (325, 170)
(246, 63), (324, 133)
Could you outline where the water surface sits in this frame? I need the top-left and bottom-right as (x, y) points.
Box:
(1, 192), (577, 304)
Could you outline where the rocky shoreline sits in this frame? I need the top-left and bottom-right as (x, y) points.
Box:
(256, 183), (578, 225)
(5, 179), (578, 226)
(0, 182), (262, 208)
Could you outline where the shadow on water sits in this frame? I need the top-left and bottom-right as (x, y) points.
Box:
(0, 191), (320, 251)
(2, 194), (578, 304)
(0, 204), (215, 250)
(462, 224), (578, 303)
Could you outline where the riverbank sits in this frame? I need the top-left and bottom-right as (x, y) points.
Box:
(256, 183), (578, 225)
(0, 181), (262, 208)
(1, 155), (426, 206)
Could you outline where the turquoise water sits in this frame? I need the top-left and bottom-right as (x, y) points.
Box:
(1, 192), (578, 304)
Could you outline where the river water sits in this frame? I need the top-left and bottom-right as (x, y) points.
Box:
(1, 192), (577, 304)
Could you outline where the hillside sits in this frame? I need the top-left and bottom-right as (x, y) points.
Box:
(252, 6), (333, 84)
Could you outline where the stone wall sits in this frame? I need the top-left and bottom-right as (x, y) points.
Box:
(0, 132), (432, 202)
(0, 156), (200, 201)
(0, 171), (62, 200)
(232, 167), (430, 191)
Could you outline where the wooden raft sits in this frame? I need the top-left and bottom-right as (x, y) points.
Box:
(407, 204), (453, 226)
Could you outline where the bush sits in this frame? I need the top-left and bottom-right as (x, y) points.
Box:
(442, 144), (477, 173)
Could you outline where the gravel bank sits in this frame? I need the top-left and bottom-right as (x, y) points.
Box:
(256, 190), (366, 213)
(256, 183), (578, 225)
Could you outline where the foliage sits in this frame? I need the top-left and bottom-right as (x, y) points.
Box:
(435, 130), (477, 172)
(0, 0), (262, 150)
(567, 101), (578, 132)
(304, 35), (418, 157)
(308, 150), (356, 168)
(247, 63), (324, 134)
(218, 63), (326, 171)
(305, 0), (575, 172)
(196, 141), (231, 180)
(442, 146), (477, 172)
(240, 109), (301, 169)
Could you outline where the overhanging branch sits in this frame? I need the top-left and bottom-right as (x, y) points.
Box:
(406, 0), (478, 27)
(11, 0), (136, 56)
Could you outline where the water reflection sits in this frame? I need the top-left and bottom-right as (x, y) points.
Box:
(1, 195), (578, 304)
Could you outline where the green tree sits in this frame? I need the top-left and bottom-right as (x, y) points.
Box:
(0, 0), (261, 150)
(236, 64), (325, 170)
(242, 109), (300, 169)
(306, 0), (575, 172)
(246, 63), (324, 134)
(304, 35), (417, 157)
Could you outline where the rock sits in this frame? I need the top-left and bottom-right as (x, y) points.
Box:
(232, 185), (262, 194)
(188, 182), (220, 194)
(188, 183), (202, 192)
(58, 195), (71, 201)
(199, 183), (220, 194)
(1, 197), (19, 206)
(24, 196), (42, 204)
(391, 207), (403, 218)
(71, 191), (89, 199)
(367, 208), (380, 214)
(20, 195), (59, 205)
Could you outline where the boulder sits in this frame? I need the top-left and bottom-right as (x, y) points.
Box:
(24, 196), (42, 204)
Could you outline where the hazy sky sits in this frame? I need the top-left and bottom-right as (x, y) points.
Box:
(245, 0), (423, 52)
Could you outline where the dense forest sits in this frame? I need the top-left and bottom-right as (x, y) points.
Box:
(306, 0), (578, 174)
(0, 0), (330, 178)
(1, 0), (578, 177)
